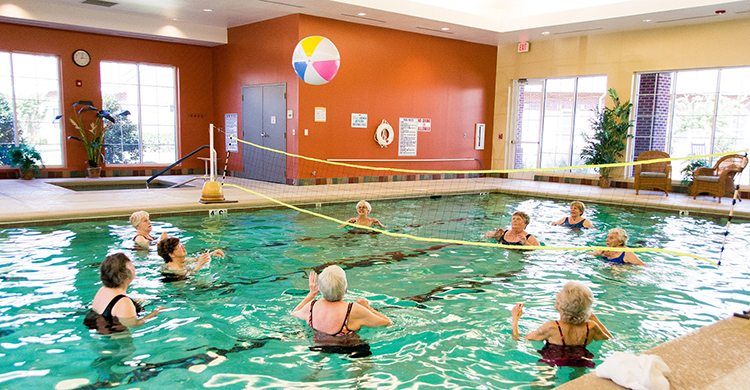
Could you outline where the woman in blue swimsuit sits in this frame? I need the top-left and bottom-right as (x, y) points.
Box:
(291, 265), (392, 337)
(84, 253), (165, 334)
(511, 281), (613, 367)
(552, 201), (593, 229)
(588, 228), (646, 266)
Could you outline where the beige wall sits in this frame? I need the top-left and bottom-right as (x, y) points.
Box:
(492, 18), (750, 172)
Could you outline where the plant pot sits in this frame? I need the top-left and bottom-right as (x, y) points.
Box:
(599, 176), (611, 189)
(87, 167), (102, 178)
(19, 168), (34, 180)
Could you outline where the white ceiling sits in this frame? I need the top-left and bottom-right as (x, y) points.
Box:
(1, 0), (749, 46)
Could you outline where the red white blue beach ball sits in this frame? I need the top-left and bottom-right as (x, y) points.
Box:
(292, 36), (341, 85)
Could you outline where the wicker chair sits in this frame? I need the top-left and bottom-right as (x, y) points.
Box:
(692, 154), (748, 203)
(634, 151), (672, 196)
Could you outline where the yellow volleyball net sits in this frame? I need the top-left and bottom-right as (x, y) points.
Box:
(220, 135), (748, 266)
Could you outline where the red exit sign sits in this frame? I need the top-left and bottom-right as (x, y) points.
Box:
(518, 42), (530, 52)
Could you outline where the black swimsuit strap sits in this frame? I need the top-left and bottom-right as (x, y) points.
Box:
(334, 302), (354, 335)
(555, 320), (566, 346)
(584, 322), (589, 345)
(102, 294), (128, 319)
(308, 300), (318, 327)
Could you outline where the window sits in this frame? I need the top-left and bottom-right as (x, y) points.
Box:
(512, 75), (607, 171)
(634, 67), (750, 185)
(0, 52), (62, 166)
(100, 62), (177, 165)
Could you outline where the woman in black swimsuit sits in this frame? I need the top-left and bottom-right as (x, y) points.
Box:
(511, 281), (612, 367)
(291, 265), (392, 338)
(129, 210), (167, 249)
(484, 211), (541, 248)
(338, 200), (386, 229)
(84, 253), (165, 334)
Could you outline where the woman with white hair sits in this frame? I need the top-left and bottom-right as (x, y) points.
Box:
(129, 210), (167, 248)
(291, 265), (392, 337)
(339, 200), (386, 229)
(511, 281), (612, 367)
(587, 227), (645, 265)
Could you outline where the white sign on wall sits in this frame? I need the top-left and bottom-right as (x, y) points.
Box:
(398, 117), (418, 157)
(225, 113), (238, 152)
(351, 113), (368, 128)
(314, 107), (326, 122)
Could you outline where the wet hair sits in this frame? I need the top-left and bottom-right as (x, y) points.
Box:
(356, 200), (372, 213)
(100, 253), (133, 288)
(609, 228), (628, 245)
(157, 237), (180, 263)
(129, 210), (149, 228)
(571, 201), (585, 215)
(555, 281), (594, 325)
(513, 211), (530, 226)
(318, 265), (347, 302)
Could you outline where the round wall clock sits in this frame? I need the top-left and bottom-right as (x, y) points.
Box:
(72, 49), (91, 67)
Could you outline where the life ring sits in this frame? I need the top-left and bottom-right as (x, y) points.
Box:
(374, 120), (394, 148)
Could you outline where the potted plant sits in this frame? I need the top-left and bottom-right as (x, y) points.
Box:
(680, 158), (709, 195)
(56, 100), (129, 178)
(9, 143), (44, 180)
(580, 88), (633, 188)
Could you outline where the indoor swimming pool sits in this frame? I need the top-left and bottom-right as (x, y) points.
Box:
(1, 193), (748, 389)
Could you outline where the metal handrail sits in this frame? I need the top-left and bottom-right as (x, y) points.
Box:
(146, 145), (209, 188)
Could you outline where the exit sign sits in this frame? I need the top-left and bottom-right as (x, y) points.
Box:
(518, 42), (530, 52)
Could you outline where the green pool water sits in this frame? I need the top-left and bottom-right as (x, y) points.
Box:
(0, 193), (748, 389)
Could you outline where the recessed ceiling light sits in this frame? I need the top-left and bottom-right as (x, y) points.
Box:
(441, 27), (450, 31)
(643, 19), (652, 22)
(173, 18), (178, 21)
(203, 8), (212, 12)
(541, 31), (550, 35)
(357, 12), (366, 16)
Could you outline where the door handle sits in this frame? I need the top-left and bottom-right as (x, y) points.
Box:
(261, 132), (268, 137)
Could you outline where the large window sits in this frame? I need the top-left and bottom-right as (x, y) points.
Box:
(512, 75), (607, 171)
(0, 52), (62, 166)
(634, 67), (750, 185)
(100, 62), (177, 165)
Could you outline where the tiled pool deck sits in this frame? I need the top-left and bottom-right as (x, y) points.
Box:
(1, 175), (749, 389)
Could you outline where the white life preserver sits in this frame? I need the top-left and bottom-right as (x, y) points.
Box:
(374, 120), (394, 148)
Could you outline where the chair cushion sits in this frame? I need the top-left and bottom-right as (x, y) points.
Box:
(695, 175), (720, 183)
(640, 172), (667, 178)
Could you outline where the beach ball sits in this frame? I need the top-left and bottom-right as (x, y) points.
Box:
(292, 36), (340, 85)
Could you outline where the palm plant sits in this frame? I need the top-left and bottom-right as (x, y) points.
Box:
(9, 143), (44, 179)
(56, 100), (130, 168)
(580, 88), (633, 179)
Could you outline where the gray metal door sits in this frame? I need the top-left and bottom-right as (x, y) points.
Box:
(241, 83), (287, 184)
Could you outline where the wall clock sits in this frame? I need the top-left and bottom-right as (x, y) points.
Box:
(72, 49), (90, 67)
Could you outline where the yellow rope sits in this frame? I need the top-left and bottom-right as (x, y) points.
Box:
(223, 183), (716, 266)
(232, 136), (746, 175)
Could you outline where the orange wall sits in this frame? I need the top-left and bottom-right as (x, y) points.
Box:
(212, 15), (301, 176)
(296, 15), (496, 178)
(0, 22), (213, 173)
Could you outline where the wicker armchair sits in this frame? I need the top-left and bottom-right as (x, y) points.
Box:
(634, 151), (672, 196)
(692, 154), (748, 203)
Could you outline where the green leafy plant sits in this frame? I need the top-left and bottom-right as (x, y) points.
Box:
(680, 158), (709, 186)
(56, 100), (130, 168)
(580, 88), (633, 178)
(9, 143), (44, 179)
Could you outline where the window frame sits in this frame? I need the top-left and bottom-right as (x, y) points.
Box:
(99, 60), (178, 167)
(0, 50), (64, 168)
